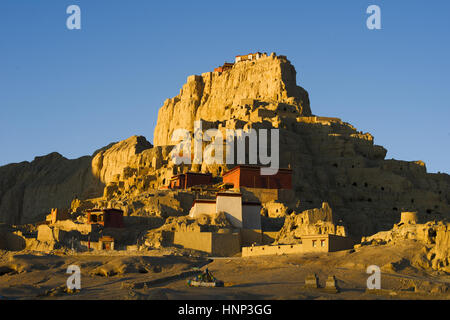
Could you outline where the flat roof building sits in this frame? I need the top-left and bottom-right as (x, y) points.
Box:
(189, 192), (262, 230)
(242, 234), (356, 257)
(222, 165), (292, 189)
(169, 172), (213, 189)
(235, 52), (265, 63)
(86, 208), (124, 228)
(214, 62), (234, 73)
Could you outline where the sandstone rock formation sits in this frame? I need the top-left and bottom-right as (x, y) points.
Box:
(276, 202), (347, 244)
(0, 152), (104, 224)
(92, 135), (153, 185)
(0, 52), (448, 240)
(151, 53), (450, 237)
(360, 214), (450, 273)
(142, 211), (234, 249)
(153, 54), (311, 146)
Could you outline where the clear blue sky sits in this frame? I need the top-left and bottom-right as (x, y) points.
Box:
(1, 0), (449, 173)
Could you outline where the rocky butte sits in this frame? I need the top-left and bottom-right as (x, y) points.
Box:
(0, 52), (449, 272)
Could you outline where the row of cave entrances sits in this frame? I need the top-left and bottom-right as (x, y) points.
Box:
(334, 181), (441, 214)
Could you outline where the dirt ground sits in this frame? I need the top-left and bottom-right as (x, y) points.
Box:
(0, 240), (449, 300)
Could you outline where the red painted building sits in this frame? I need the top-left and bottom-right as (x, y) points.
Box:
(214, 62), (234, 73)
(222, 165), (292, 189)
(86, 208), (124, 228)
(169, 172), (213, 189)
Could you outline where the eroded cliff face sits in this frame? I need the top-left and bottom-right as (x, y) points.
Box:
(361, 220), (450, 272)
(0, 53), (449, 237)
(153, 54), (310, 146)
(276, 202), (348, 244)
(0, 153), (104, 224)
(92, 136), (153, 185)
(148, 53), (450, 236)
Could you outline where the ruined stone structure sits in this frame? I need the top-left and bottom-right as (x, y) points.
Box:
(242, 234), (355, 257)
(45, 208), (70, 225)
(86, 208), (124, 228)
(0, 52), (448, 245)
(214, 62), (234, 73)
(275, 202), (347, 244)
(360, 213), (450, 272)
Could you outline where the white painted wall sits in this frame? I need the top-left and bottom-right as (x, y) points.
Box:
(189, 195), (261, 231)
(189, 202), (216, 218)
(216, 194), (243, 228)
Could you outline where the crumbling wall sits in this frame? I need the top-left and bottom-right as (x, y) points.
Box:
(361, 218), (450, 273)
(0, 230), (26, 251)
(276, 202), (347, 244)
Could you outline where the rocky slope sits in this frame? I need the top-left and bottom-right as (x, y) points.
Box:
(0, 153), (104, 224)
(360, 219), (450, 273)
(153, 53), (310, 146)
(0, 52), (449, 237)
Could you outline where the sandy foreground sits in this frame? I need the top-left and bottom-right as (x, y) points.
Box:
(0, 240), (449, 300)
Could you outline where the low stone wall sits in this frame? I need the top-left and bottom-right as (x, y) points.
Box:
(240, 229), (263, 246)
(242, 244), (308, 257)
(211, 233), (241, 257)
(242, 234), (355, 257)
(173, 232), (212, 253)
(52, 220), (92, 234)
(327, 234), (357, 252)
(173, 231), (241, 257)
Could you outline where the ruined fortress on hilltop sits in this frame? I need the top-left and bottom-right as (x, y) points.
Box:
(0, 52), (449, 263)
